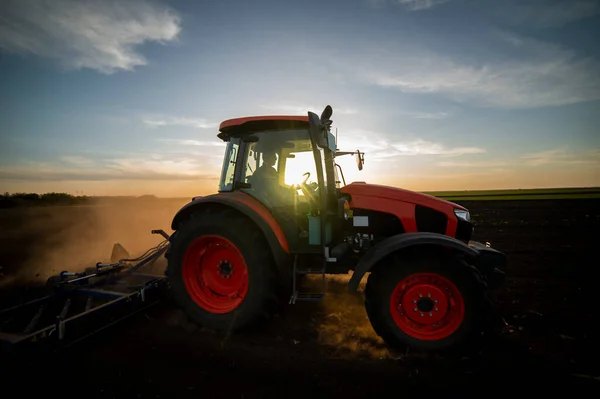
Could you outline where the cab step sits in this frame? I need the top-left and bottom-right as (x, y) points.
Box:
(289, 255), (326, 304)
(295, 267), (326, 275)
(293, 293), (324, 302)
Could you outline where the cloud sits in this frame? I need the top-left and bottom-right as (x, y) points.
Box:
(106, 157), (206, 177)
(521, 148), (600, 167)
(0, 0), (181, 74)
(401, 111), (450, 120)
(335, 130), (396, 152)
(404, 168), (513, 180)
(434, 148), (599, 173)
(490, 0), (600, 28)
(367, 0), (388, 8)
(436, 161), (508, 167)
(339, 131), (485, 159)
(60, 156), (95, 166)
(158, 139), (226, 147)
(390, 140), (484, 156)
(0, 153), (221, 182)
(0, 168), (218, 182)
(380, 0), (599, 24)
(394, 0), (450, 11)
(260, 103), (357, 116)
(352, 32), (600, 108)
(144, 116), (218, 129)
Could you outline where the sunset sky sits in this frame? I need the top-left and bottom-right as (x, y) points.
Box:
(1, 0), (599, 197)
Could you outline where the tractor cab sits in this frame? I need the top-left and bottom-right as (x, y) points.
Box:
(215, 106), (356, 253)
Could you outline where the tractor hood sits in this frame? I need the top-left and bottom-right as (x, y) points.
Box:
(340, 182), (467, 211)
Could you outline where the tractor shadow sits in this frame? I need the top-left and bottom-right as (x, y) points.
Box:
(2, 256), (594, 387)
(152, 274), (586, 380)
(1, 273), (595, 394)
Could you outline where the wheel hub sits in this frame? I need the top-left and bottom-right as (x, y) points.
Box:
(417, 298), (434, 312)
(400, 283), (449, 324)
(217, 260), (234, 278)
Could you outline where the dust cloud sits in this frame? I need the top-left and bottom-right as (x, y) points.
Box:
(307, 274), (393, 360)
(0, 198), (188, 288)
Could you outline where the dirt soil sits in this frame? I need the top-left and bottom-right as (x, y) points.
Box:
(1, 198), (599, 397)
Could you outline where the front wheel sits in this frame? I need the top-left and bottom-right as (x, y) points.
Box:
(364, 253), (486, 354)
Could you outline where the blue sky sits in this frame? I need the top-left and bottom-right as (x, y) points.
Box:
(0, 0), (599, 196)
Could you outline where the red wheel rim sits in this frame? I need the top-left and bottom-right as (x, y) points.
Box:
(182, 235), (248, 314)
(389, 273), (465, 341)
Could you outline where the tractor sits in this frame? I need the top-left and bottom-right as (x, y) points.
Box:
(164, 105), (507, 353)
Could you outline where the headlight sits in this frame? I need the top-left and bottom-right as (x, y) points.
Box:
(454, 209), (470, 221)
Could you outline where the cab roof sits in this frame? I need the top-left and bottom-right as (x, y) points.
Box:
(217, 115), (309, 140)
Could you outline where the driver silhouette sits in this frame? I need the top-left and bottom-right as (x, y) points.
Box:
(251, 151), (278, 193)
(253, 152), (278, 182)
(250, 151), (295, 206)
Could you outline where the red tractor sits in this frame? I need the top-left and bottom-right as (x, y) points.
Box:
(165, 105), (506, 353)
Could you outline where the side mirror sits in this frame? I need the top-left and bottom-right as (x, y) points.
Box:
(320, 105), (333, 123)
(355, 151), (364, 171)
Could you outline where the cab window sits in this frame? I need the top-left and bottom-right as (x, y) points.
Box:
(218, 141), (239, 191)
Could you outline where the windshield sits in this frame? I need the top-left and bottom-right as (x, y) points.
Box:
(240, 129), (315, 188)
(237, 128), (320, 208)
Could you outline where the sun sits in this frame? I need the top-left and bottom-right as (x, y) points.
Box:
(283, 151), (317, 187)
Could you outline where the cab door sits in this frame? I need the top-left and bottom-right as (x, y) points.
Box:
(307, 109), (337, 249)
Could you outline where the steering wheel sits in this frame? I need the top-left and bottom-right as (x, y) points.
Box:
(299, 172), (319, 206)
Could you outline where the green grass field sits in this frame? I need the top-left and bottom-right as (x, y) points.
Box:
(423, 187), (600, 201)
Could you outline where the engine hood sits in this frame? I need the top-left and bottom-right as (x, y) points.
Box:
(340, 182), (467, 211)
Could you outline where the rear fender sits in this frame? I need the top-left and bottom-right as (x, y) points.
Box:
(348, 232), (481, 292)
(171, 192), (291, 276)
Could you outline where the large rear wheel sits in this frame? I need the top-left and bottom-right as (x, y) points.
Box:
(364, 253), (486, 354)
(167, 208), (278, 331)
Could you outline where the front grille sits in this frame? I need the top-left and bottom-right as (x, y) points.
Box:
(415, 205), (447, 234)
(455, 219), (473, 242)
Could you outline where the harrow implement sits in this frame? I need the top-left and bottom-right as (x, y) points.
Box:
(0, 230), (171, 352)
